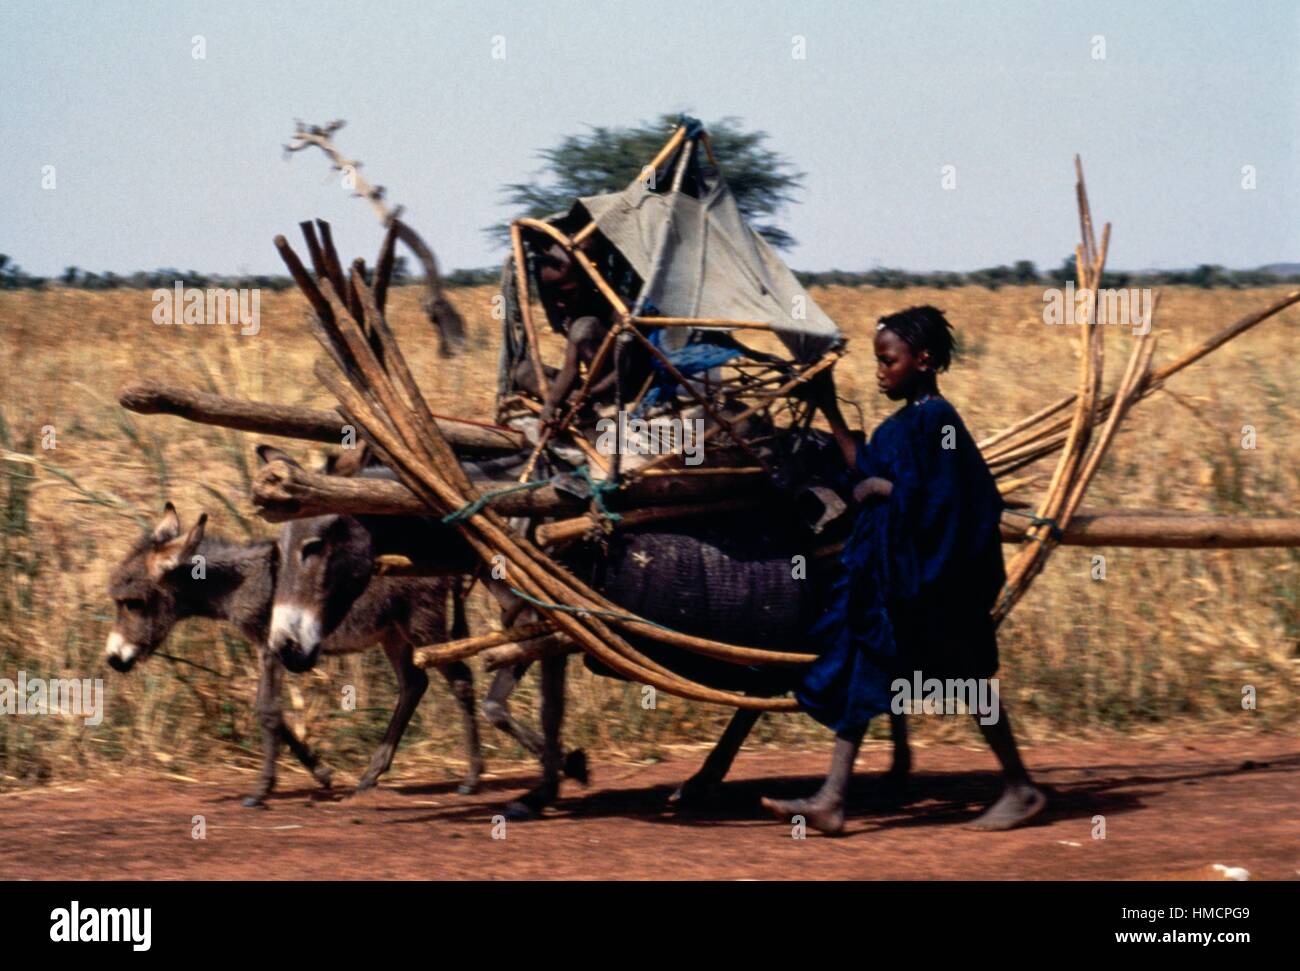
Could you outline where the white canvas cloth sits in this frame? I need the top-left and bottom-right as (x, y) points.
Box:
(575, 175), (842, 364)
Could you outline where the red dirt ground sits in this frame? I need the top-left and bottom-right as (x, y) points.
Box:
(1, 734), (1296, 880)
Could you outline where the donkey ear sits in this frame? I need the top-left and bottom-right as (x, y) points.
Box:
(149, 513), (208, 579)
(256, 444), (302, 468)
(326, 441), (371, 478)
(152, 502), (181, 544)
(180, 513), (208, 558)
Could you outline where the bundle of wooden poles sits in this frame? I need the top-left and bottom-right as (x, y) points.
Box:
(115, 164), (1300, 706)
(267, 220), (812, 711)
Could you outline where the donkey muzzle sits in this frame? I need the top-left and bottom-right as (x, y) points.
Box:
(277, 641), (322, 673)
(269, 604), (324, 672)
(105, 631), (141, 673)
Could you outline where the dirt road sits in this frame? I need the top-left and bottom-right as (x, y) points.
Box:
(1, 734), (1296, 880)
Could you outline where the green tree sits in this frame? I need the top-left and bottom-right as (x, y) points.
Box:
(489, 115), (804, 249)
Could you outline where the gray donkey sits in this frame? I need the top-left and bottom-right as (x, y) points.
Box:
(105, 472), (484, 807)
(263, 450), (593, 813)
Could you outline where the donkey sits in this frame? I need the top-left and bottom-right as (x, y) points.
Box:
(105, 490), (484, 807)
(263, 450), (591, 795)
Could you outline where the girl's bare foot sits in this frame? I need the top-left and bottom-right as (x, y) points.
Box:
(969, 782), (1047, 831)
(760, 795), (846, 836)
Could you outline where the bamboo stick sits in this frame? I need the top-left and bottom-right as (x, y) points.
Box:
(535, 496), (762, 546)
(980, 289), (1300, 459)
(998, 174), (1110, 616)
(510, 223), (550, 399)
(514, 218), (630, 317)
(516, 318), (624, 482)
(629, 316), (772, 330)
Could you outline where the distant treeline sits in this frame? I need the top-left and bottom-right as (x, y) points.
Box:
(793, 258), (1300, 290)
(0, 253), (500, 292)
(2, 253), (1297, 292)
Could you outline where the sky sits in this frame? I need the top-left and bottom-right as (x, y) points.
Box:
(2, 0), (1296, 277)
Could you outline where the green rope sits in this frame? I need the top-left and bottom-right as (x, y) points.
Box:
(438, 462), (622, 527)
(508, 586), (674, 633)
(440, 478), (552, 524)
(1003, 508), (1064, 542)
(575, 463), (622, 523)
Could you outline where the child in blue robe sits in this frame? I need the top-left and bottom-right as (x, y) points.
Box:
(762, 306), (1046, 835)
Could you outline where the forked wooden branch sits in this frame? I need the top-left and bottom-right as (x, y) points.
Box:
(284, 120), (466, 357)
(284, 119), (402, 225)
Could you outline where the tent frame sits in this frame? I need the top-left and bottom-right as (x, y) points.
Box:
(500, 122), (839, 484)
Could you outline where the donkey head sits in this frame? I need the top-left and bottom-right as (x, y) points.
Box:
(258, 446), (375, 673)
(105, 503), (208, 672)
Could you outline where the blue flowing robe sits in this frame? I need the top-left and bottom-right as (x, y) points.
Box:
(797, 396), (1006, 735)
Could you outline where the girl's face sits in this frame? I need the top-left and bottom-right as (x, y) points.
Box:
(874, 327), (932, 401)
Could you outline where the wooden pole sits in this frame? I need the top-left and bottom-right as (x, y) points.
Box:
(412, 622), (554, 668)
(119, 381), (524, 453)
(481, 635), (578, 671)
(1000, 511), (1300, 548)
(250, 455), (771, 521)
(510, 223), (550, 399)
(535, 497), (763, 547)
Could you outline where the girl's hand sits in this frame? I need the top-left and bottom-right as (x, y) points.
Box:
(853, 476), (893, 503)
(794, 367), (836, 407)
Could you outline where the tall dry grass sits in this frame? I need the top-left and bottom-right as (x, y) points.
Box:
(0, 283), (1296, 790)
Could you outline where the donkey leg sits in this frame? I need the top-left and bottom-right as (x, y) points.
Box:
(246, 651), (284, 809)
(437, 660), (485, 795)
(483, 663), (588, 784)
(504, 652), (567, 820)
(886, 710), (912, 781)
(669, 708), (762, 809)
(356, 636), (429, 793)
(276, 722), (332, 790)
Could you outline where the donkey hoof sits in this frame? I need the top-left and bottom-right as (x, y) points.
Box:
(668, 777), (721, 810)
(456, 781), (480, 796)
(242, 795), (269, 810)
(564, 749), (589, 785)
(314, 769), (334, 790)
(503, 800), (538, 821)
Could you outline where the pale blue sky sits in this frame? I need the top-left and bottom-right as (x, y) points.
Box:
(2, 0), (1296, 276)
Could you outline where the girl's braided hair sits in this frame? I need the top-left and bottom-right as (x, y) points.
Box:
(876, 305), (955, 372)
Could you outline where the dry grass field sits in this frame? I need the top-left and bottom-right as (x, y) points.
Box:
(1, 283), (1297, 791)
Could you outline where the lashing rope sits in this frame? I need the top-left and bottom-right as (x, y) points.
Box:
(440, 463), (622, 528)
(1003, 508), (1064, 542)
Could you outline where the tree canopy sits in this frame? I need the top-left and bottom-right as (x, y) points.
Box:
(489, 115), (804, 249)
